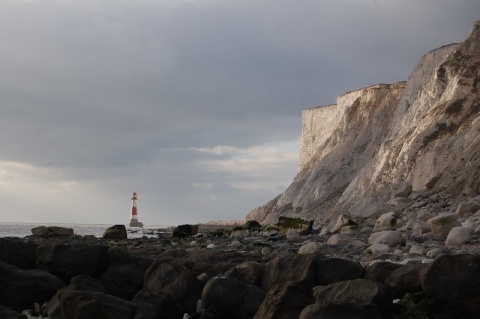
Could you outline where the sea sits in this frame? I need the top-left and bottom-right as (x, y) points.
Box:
(0, 222), (173, 239)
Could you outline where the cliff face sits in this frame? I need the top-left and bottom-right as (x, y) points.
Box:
(247, 21), (480, 226)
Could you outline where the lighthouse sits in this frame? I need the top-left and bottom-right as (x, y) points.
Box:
(129, 192), (144, 228)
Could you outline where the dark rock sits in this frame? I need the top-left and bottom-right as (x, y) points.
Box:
(0, 259), (65, 312)
(99, 247), (154, 300)
(421, 254), (480, 318)
(202, 277), (266, 319)
(103, 225), (128, 240)
(0, 306), (27, 319)
(253, 282), (314, 319)
(31, 226), (74, 237)
(385, 263), (425, 299)
(58, 291), (137, 319)
(172, 224), (199, 238)
(316, 257), (364, 285)
(132, 291), (183, 319)
(276, 216), (313, 235)
(224, 261), (264, 287)
(299, 301), (382, 319)
(312, 279), (393, 318)
(261, 254), (318, 291)
(392, 181), (413, 198)
(47, 275), (108, 319)
(0, 237), (38, 269)
(364, 261), (403, 283)
(244, 220), (262, 230)
(140, 259), (203, 314)
(36, 241), (110, 282)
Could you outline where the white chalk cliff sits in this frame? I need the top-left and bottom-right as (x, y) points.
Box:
(247, 21), (480, 227)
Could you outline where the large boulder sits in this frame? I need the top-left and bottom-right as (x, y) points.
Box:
(455, 200), (480, 217)
(139, 259), (203, 314)
(224, 261), (264, 287)
(427, 213), (461, 236)
(300, 301), (382, 319)
(310, 279), (393, 318)
(132, 291), (183, 319)
(330, 215), (357, 233)
(0, 237), (38, 269)
(253, 282), (313, 319)
(202, 277), (266, 319)
(421, 254), (480, 318)
(445, 226), (473, 246)
(364, 262), (403, 283)
(99, 247), (154, 300)
(172, 224), (199, 238)
(261, 254), (318, 291)
(36, 241), (110, 282)
(0, 259), (65, 312)
(31, 226), (74, 237)
(298, 242), (322, 254)
(373, 212), (398, 232)
(58, 291), (137, 319)
(276, 216), (313, 234)
(316, 257), (364, 286)
(103, 225), (128, 240)
(46, 275), (108, 319)
(368, 230), (404, 247)
(384, 263), (425, 299)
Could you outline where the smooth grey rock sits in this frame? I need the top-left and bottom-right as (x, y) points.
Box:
(368, 231), (404, 247)
(445, 226), (473, 246)
(373, 212), (398, 232)
(427, 213), (461, 236)
(456, 201), (480, 217)
(327, 234), (351, 246)
(298, 242), (322, 254)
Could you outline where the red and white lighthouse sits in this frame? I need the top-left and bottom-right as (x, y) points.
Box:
(129, 192), (144, 228)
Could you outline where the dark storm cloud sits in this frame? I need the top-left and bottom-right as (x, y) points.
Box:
(0, 0), (479, 224)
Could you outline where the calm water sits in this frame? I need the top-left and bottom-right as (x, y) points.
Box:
(0, 222), (172, 239)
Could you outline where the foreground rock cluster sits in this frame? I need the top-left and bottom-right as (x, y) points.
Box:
(1, 200), (480, 319)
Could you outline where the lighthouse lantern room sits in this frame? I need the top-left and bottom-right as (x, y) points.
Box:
(129, 192), (144, 228)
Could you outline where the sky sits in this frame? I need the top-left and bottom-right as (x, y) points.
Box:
(0, 0), (479, 226)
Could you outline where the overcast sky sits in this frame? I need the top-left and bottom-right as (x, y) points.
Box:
(0, 0), (479, 226)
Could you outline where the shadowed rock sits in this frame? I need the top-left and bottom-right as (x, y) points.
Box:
(0, 259), (65, 312)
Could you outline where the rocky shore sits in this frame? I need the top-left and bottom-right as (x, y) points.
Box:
(1, 191), (480, 319)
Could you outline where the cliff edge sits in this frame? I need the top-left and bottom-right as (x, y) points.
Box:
(247, 21), (480, 227)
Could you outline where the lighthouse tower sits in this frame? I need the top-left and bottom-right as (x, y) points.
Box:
(129, 192), (144, 228)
